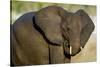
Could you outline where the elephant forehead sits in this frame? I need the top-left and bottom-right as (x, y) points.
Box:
(68, 14), (81, 30)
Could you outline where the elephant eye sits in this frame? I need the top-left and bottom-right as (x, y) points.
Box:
(67, 27), (70, 31)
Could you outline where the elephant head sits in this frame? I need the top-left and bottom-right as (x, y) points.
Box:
(35, 6), (95, 56)
(61, 10), (95, 56)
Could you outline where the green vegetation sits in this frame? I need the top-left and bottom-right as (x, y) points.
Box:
(11, 1), (96, 23)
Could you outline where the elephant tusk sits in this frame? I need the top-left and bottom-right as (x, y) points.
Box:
(70, 46), (72, 55)
(80, 46), (83, 51)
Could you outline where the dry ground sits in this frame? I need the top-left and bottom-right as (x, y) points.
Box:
(71, 33), (96, 63)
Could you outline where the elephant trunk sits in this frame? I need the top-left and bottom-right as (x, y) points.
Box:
(70, 40), (81, 56)
(64, 39), (82, 56)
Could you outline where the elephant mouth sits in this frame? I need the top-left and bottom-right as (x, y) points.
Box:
(63, 40), (83, 56)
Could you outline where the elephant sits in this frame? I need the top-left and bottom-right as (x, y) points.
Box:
(11, 6), (95, 66)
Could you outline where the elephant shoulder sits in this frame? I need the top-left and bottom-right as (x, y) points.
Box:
(13, 12), (36, 32)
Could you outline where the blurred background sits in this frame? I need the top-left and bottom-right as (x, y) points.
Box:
(11, 1), (96, 63)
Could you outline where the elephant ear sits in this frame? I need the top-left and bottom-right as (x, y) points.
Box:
(76, 9), (95, 48)
(35, 6), (66, 45)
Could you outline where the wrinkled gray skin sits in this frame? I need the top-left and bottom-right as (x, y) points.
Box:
(11, 6), (95, 66)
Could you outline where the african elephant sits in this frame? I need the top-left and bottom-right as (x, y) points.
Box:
(11, 6), (95, 66)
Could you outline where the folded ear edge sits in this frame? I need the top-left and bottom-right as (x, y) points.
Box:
(76, 9), (95, 47)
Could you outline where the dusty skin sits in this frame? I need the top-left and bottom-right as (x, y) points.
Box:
(11, 6), (95, 66)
